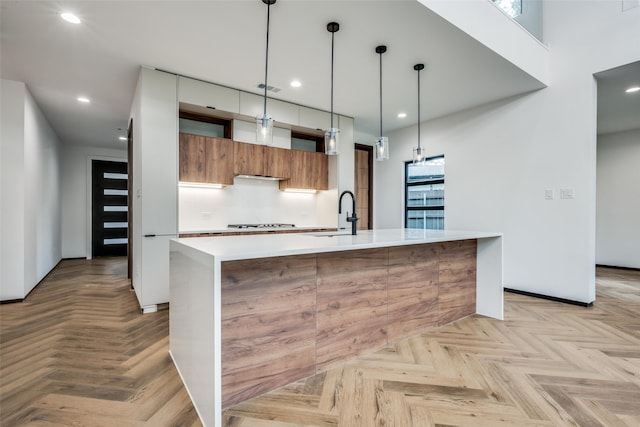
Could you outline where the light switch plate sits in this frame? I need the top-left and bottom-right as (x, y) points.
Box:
(560, 188), (574, 199)
(545, 189), (554, 200)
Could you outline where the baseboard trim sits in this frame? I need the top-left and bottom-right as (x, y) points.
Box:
(0, 298), (24, 304)
(504, 288), (593, 307)
(1, 258), (67, 304)
(596, 264), (640, 272)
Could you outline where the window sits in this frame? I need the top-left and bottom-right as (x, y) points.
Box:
(178, 111), (231, 138)
(492, 0), (522, 18)
(405, 155), (445, 230)
(291, 131), (324, 152)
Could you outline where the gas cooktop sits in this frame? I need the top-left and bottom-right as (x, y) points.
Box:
(227, 223), (295, 229)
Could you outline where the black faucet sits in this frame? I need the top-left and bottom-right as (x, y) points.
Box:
(339, 190), (358, 235)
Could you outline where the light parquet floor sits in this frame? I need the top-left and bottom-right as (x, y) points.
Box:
(1, 259), (639, 426)
(0, 258), (201, 426)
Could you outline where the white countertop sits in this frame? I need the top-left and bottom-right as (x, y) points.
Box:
(178, 225), (337, 234)
(173, 228), (502, 262)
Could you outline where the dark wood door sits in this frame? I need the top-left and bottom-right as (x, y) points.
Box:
(355, 144), (373, 229)
(92, 160), (128, 257)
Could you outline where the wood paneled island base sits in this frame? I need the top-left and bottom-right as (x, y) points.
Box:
(220, 240), (476, 409)
(170, 229), (502, 427)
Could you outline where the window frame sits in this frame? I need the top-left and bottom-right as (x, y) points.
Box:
(404, 155), (445, 230)
(178, 111), (232, 139)
(291, 130), (325, 153)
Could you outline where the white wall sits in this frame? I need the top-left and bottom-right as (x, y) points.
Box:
(60, 145), (127, 258)
(376, 1), (640, 303)
(1, 79), (62, 300)
(596, 129), (640, 269)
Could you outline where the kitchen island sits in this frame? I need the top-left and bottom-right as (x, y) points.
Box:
(169, 229), (503, 427)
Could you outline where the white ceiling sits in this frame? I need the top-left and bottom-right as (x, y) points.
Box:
(1, 1), (635, 150)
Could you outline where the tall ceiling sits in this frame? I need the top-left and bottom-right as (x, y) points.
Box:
(1, 1), (635, 150)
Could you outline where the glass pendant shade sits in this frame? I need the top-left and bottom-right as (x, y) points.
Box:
(375, 137), (389, 161)
(412, 63), (425, 164)
(325, 128), (339, 155)
(413, 146), (424, 164)
(256, 114), (273, 145)
(375, 45), (389, 162)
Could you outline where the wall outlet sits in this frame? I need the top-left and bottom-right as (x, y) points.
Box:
(544, 189), (554, 200)
(560, 188), (574, 199)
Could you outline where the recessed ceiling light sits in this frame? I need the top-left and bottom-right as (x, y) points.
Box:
(60, 12), (81, 24)
(625, 86), (640, 93)
(397, 112), (407, 118)
(77, 97), (90, 103)
(119, 136), (127, 141)
(290, 80), (302, 88)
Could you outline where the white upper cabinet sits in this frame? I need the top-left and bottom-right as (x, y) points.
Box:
(299, 107), (331, 131)
(178, 77), (240, 113)
(239, 92), (264, 118)
(240, 92), (299, 126)
(269, 98), (299, 126)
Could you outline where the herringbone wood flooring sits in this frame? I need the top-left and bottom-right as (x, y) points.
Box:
(0, 258), (201, 426)
(1, 259), (639, 426)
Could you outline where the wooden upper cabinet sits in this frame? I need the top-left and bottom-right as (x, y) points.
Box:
(179, 133), (234, 185)
(280, 150), (328, 191)
(180, 136), (325, 189)
(265, 146), (291, 179)
(205, 137), (234, 185)
(179, 133), (206, 183)
(234, 142), (291, 179)
(233, 141), (264, 176)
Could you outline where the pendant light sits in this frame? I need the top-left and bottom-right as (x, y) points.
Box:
(257, 0), (276, 146)
(325, 22), (340, 155)
(413, 63), (425, 164)
(375, 45), (389, 161)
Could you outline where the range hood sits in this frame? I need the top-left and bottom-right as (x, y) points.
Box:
(235, 174), (286, 181)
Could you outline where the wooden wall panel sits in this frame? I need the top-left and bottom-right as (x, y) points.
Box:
(387, 245), (439, 343)
(221, 254), (317, 408)
(438, 240), (477, 325)
(316, 248), (388, 371)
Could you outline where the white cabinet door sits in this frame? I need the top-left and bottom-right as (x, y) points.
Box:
(299, 107), (331, 131)
(178, 76), (240, 113)
(269, 98), (299, 125)
(140, 234), (175, 310)
(239, 92), (264, 118)
(240, 92), (299, 126)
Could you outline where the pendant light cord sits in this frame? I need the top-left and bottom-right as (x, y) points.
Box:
(330, 29), (335, 129)
(417, 66), (421, 150)
(263, 2), (271, 117)
(379, 51), (383, 138)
